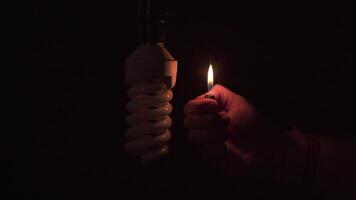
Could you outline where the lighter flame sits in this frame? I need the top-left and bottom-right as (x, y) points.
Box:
(208, 64), (214, 91)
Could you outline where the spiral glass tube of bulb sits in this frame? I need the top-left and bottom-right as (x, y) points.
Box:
(125, 80), (173, 162)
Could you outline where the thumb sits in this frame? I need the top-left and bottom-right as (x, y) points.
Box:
(207, 84), (238, 109)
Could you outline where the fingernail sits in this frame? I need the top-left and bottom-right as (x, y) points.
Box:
(204, 94), (215, 100)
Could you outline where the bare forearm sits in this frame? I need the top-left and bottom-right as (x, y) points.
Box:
(278, 129), (356, 198)
(316, 134), (356, 199)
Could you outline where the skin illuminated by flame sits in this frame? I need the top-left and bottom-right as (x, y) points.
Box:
(208, 64), (214, 91)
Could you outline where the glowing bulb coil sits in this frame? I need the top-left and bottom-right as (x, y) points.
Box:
(125, 81), (173, 162)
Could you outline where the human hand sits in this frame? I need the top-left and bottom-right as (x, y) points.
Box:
(184, 84), (284, 177)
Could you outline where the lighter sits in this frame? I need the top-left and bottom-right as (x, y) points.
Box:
(204, 64), (215, 99)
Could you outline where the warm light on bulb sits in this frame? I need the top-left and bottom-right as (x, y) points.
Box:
(207, 64), (214, 91)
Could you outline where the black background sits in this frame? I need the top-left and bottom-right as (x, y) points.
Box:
(10, 1), (355, 199)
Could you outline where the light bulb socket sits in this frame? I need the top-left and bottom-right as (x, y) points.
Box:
(139, 0), (168, 44)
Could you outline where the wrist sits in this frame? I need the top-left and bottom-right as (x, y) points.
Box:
(273, 128), (308, 184)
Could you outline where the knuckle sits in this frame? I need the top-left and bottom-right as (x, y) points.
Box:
(184, 100), (197, 114)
